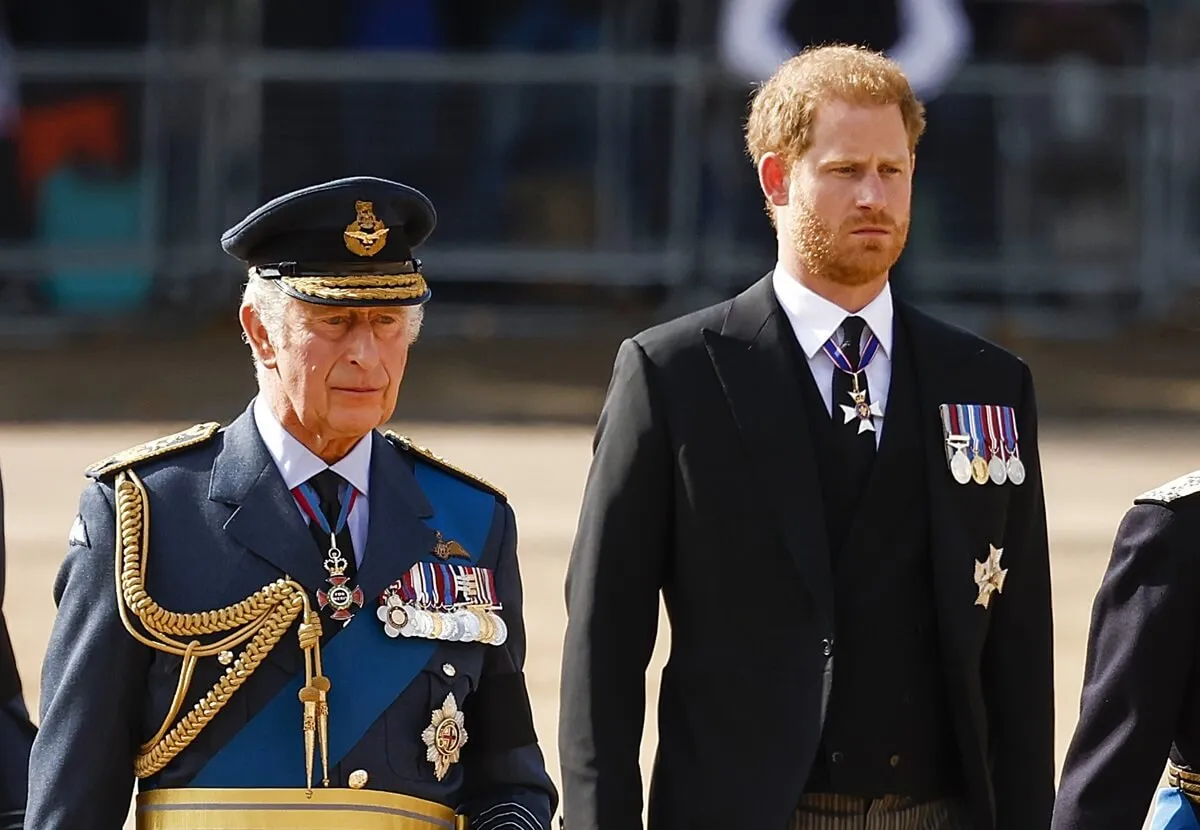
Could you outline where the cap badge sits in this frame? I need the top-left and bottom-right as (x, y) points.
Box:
(343, 200), (389, 257)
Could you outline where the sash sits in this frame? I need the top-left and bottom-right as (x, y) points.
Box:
(1151, 788), (1200, 830)
(186, 460), (496, 788)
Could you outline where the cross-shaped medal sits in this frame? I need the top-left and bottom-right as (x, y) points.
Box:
(839, 375), (884, 434)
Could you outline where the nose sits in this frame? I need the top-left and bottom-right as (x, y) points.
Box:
(856, 173), (886, 211)
(346, 324), (381, 368)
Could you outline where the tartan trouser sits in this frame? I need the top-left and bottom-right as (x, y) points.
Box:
(789, 794), (973, 830)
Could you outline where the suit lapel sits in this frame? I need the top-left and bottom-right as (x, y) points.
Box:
(704, 275), (835, 627)
(209, 406), (329, 597)
(352, 432), (438, 607)
(899, 302), (989, 660)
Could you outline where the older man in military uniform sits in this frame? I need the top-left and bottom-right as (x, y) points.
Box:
(0, 464), (36, 830)
(1052, 469), (1200, 829)
(26, 176), (557, 830)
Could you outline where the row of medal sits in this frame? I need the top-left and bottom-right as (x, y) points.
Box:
(938, 403), (1026, 486)
(377, 561), (508, 646)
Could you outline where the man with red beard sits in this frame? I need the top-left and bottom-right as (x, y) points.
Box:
(557, 44), (1054, 830)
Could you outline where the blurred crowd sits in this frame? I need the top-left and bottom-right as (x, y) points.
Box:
(0, 0), (1197, 318)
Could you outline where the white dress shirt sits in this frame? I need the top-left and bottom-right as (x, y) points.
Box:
(253, 394), (371, 565)
(771, 264), (894, 445)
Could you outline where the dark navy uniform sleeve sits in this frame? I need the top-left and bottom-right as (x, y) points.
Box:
(1051, 500), (1200, 829)
(459, 500), (559, 830)
(26, 481), (150, 830)
(986, 364), (1056, 829)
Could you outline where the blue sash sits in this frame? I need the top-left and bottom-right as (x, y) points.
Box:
(1151, 788), (1200, 830)
(187, 460), (496, 788)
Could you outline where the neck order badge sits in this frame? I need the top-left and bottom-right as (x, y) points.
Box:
(822, 325), (884, 434)
(292, 480), (363, 625)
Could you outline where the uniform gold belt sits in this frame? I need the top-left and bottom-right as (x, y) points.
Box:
(1168, 761), (1200, 804)
(135, 787), (466, 830)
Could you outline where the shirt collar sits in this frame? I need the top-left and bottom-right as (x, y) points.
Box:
(771, 263), (894, 359)
(252, 394), (372, 497)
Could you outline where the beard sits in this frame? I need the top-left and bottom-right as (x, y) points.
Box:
(788, 197), (909, 287)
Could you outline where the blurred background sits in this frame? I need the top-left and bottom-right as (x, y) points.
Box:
(0, 0), (1197, 422)
(2, 2), (1200, 826)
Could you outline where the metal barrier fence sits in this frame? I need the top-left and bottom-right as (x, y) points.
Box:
(1, 43), (1198, 341)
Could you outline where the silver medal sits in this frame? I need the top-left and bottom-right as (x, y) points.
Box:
(415, 608), (436, 638)
(399, 606), (422, 639)
(988, 455), (1007, 486)
(458, 610), (482, 642)
(946, 434), (972, 485)
(454, 610), (475, 642)
(951, 451), (972, 485)
(439, 612), (462, 642)
(1007, 456), (1026, 486)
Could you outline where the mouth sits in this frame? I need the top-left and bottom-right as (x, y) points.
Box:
(850, 227), (890, 236)
(333, 386), (382, 394)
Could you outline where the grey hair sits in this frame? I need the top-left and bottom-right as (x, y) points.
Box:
(241, 274), (289, 342)
(240, 274), (425, 377)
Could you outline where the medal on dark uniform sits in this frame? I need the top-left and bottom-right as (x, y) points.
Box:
(940, 404), (972, 485)
(841, 380), (884, 434)
(377, 562), (506, 645)
(1007, 455), (1026, 486)
(983, 406), (1008, 485)
(316, 543), (364, 624)
(974, 544), (1008, 609)
(961, 404), (990, 485)
(948, 435), (972, 484)
(293, 480), (364, 625)
(422, 692), (468, 781)
(823, 326), (884, 435)
(1001, 405), (1026, 486)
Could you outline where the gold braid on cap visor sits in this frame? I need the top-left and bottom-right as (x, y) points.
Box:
(247, 265), (429, 303)
(280, 274), (428, 303)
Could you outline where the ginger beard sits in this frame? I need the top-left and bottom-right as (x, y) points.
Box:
(787, 190), (909, 287)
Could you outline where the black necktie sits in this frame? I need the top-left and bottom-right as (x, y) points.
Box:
(305, 469), (357, 586)
(830, 315), (877, 497)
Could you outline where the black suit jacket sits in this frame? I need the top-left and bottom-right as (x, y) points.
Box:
(1051, 478), (1200, 829)
(0, 464), (36, 830)
(558, 275), (1055, 830)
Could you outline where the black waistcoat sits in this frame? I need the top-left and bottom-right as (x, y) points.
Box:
(788, 317), (963, 800)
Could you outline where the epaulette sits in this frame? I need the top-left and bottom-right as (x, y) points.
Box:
(383, 430), (507, 501)
(85, 422), (222, 479)
(1135, 470), (1200, 506)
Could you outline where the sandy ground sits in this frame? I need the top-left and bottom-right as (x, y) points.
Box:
(3, 418), (1196, 828)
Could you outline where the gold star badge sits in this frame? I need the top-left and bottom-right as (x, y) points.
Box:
(421, 692), (468, 781)
(974, 544), (1008, 609)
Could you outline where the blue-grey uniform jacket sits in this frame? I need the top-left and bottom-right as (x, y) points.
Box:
(26, 403), (557, 830)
